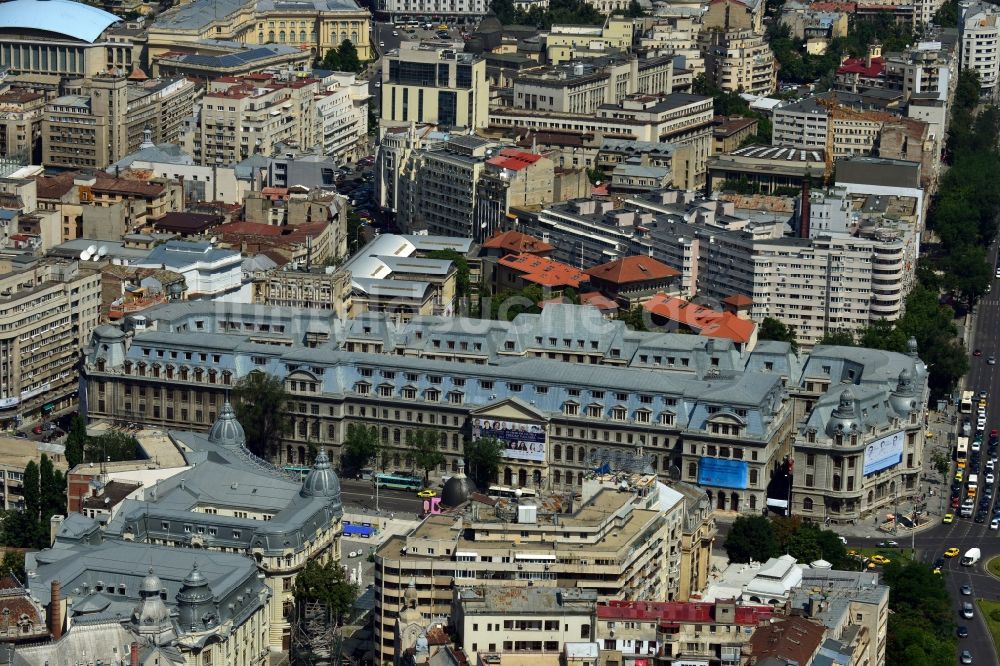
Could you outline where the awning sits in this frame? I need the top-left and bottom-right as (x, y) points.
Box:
(42, 403), (55, 413)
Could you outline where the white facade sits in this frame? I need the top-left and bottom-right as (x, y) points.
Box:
(960, 1), (1000, 94)
(314, 72), (370, 163)
(114, 160), (246, 205)
(379, 0), (488, 18)
(136, 241), (248, 302)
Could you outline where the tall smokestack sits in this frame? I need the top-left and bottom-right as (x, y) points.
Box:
(799, 176), (811, 239)
(130, 641), (139, 666)
(48, 580), (62, 640)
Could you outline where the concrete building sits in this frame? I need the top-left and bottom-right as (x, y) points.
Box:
(960, 0), (1000, 95)
(152, 43), (313, 81)
(510, 56), (685, 116)
(0, 259), (100, 427)
(703, 0), (765, 32)
(377, 0), (489, 21)
(375, 474), (686, 663)
(474, 148), (555, 241)
(196, 73), (319, 166)
(19, 541), (272, 665)
(0, 91), (44, 165)
(545, 18), (634, 64)
(135, 240), (248, 302)
(700, 29), (777, 95)
(109, 145), (248, 206)
(380, 43), (489, 130)
(488, 93), (714, 187)
(638, 13), (705, 77)
(0, 436), (68, 510)
(147, 0), (373, 63)
(454, 587), (598, 663)
(42, 75), (197, 170)
(707, 144), (826, 193)
(314, 71), (370, 163)
(835, 41), (955, 105)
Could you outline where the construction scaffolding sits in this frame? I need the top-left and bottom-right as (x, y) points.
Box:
(291, 600), (346, 666)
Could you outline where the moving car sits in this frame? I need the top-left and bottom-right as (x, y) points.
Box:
(958, 626), (969, 638)
(963, 602), (974, 619)
(990, 356), (997, 365)
(962, 584), (973, 596)
(943, 512), (955, 523)
(962, 548), (982, 566)
(417, 489), (436, 498)
(962, 649), (973, 664)
(877, 540), (899, 548)
(945, 547), (961, 558)
(870, 554), (891, 565)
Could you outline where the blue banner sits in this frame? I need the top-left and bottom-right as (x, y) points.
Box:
(698, 457), (749, 489)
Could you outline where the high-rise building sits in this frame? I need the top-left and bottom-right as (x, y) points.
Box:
(960, 0), (1000, 95)
(700, 28), (777, 95)
(380, 43), (489, 130)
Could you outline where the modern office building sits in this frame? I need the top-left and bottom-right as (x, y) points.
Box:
(380, 43), (489, 130)
(0, 259), (100, 428)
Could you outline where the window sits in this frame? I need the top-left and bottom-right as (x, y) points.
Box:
(611, 407), (627, 421)
(563, 402), (579, 416)
(587, 404), (602, 418)
(802, 497), (814, 511)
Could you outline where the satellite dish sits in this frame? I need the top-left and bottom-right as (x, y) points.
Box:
(210, 236), (218, 244)
(80, 249), (92, 261)
(86, 244), (98, 256)
(97, 245), (108, 258)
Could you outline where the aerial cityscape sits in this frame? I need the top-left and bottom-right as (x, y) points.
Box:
(0, 0), (990, 663)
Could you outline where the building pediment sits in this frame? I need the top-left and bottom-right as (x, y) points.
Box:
(470, 396), (549, 422)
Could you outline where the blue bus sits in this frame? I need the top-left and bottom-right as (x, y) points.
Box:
(374, 473), (422, 491)
(284, 465), (310, 480)
(343, 522), (376, 538)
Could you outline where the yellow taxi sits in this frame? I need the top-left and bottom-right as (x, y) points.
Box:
(943, 513), (955, 523)
(870, 554), (891, 565)
(958, 459), (967, 469)
(944, 547), (961, 558)
(417, 489), (437, 498)
(956, 470), (965, 483)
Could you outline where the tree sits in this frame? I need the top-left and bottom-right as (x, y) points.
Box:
(759, 317), (798, 351)
(39, 454), (65, 520)
(724, 515), (779, 563)
(293, 559), (358, 626)
(858, 319), (908, 353)
(410, 431), (444, 483)
(819, 329), (855, 346)
(464, 437), (503, 489)
(337, 39), (361, 73)
(85, 432), (139, 463)
(233, 372), (290, 459)
(22, 461), (39, 527)
(342, 424), (380, 474)
(321, 47), (341, 71)
(618, 305), (648, 331)
(945, 244), (992, 308)
(489, 0), (517, 23)
(881, 560), (956, 666)
(65, 415), (87, 469)
(0, 551), (24, 582)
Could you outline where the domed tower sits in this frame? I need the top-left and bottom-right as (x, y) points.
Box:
(207, 401), (246, 449)
(826, 389), (859, 438)
(301, 449), (343, 515)
(132, 569), (176, 645)
(889, 368), (918, 416)
(441, 471), (476, 508)
(176, 562), (216, 632)
(90, 325), (127, 369)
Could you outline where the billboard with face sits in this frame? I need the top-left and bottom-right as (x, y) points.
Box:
(472, 418), (545, 462)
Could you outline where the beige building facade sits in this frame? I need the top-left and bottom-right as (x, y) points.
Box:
(701, 29), (777, 95)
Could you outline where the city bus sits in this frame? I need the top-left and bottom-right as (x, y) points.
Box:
(284, 465), (310, 481)
(957, 436), (969, 460)
(961, 390), (975, 415)
(374, 473), (423, 491)
(487, 485), (538, 499)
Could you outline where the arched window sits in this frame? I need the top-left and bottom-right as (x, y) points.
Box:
(749, 469), (759, 486)
(749, 495), (757, 511)
(833, 474), (842, 491)
(503, 468), (512, 485)
(578, 446), (586, 462)
(451, 459), (459, 472)
(300, 30), (306, 42)
(576, 472), (583, 485)
(533, 470), (541, 486)
(268, 30), (275, 42)
(554, 470), (562, 485)
(258, 32), (264, 42)
(688, 461), (697, 479)
(340, 31), (347, 43)
(279, 31), (286, 42)
(297, 446), (305, 464)
(565, 447), (574, 462)
(393, 428), (400, 443)
(803, 497), (814, 511)
(381, 427), (388, 442)
(351, 31), (357, 42)
(553, 444), (562, 461)
(518, 469), (527, 487)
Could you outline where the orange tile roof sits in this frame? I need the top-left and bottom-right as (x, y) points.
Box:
(482, 230), (554, 254)
(586, 255), (680, 285)
(487, 148), (543, 171)
(643, 293), (756, 344)
(498, 252), (587, 288)
(580, 291), (619, 311)
(722, 293), (754, 307)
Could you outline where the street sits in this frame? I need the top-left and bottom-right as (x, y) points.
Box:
(339, 477), (424, 516)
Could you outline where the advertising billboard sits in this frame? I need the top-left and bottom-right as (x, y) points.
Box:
(863, 430), (904, 476)
(472, 418), (545, 462)
(697, 457), (749, 489)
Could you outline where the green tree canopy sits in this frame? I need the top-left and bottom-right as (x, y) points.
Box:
(818, 330), (855, 346)
(464, 437), (503, 489)
(234, 372), (290, 459)
(85, 431), (139, 463)
(65, 415), (87, 469)
(342, 424), (380, 473)
(337, 39), (361, 72)
(759, 317), (798, 351)
(724, 515), (779, 563)
(409, 431), (444, 482)
(293, 559), (358, 625)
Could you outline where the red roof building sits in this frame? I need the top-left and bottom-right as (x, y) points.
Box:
(494, 252), (587, 292)
(585, 256), (681, 307)
(486, 147), (543, 171)
(481, 230), (554, 258)
(643, 293), (757, 349)
(747, 616), (827, 665)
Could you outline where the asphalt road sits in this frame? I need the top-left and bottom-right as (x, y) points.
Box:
(843, 241), (1000, 666)
(339, 477), (424, 516)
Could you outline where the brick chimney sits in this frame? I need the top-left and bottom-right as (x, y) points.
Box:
(799, 177), (811, 239)
(130, 641), (139, 666)
(48, 580), (62, 640)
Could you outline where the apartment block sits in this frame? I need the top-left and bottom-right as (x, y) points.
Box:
(474, 148), (556, 240)
(638, 14), (705, 77)
(380, 43), (489, 130)
(703, 0), (764, 32)
(545, 18), (634, 64)
(700, 28), (777, 95)
(42, 75), (197, 170)
(836, 42), (956, 105)
(0, 258), (100, 426)
(377, 0), (489, 20)
(374, 475), (686, 663)
(314, 72), (370, 163)
(196, 73), (319, 165)
(0, 90), (44, 164)
(960, 0), (1000, 95)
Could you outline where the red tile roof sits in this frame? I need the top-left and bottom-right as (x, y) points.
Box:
(748, 616), (826, 664)
(586, 255), (680, 285)
(598, 599), (774, 625)
(810, 1), (856, 10)
(836, 56), (885, 78)
(643, 293), (756, 344)
(482, 230), (554, 255)
(723, 293), (754, 307)
(487, 148), (543, 171)
(498, 252), (587, 288)
(580, 291), (619, 312)
(34, 172), (78, 200)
